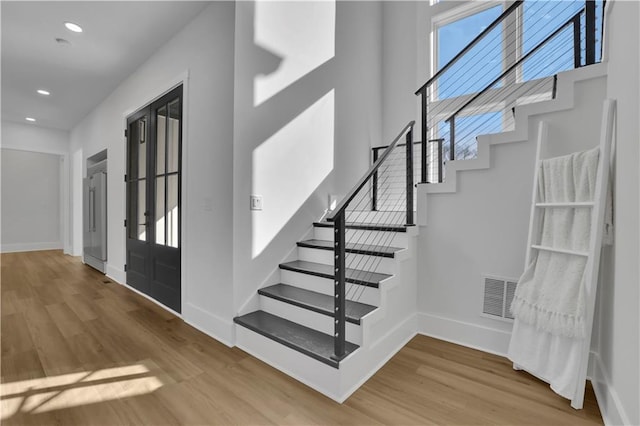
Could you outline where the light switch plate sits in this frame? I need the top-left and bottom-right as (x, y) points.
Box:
(250, 195), (263, 211)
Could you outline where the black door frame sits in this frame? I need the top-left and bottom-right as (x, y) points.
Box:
(125, 84), (183, 313)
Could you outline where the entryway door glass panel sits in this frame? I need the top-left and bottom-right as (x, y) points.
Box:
(126, 84), (182, 312)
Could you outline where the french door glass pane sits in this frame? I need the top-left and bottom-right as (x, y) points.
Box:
(156, 106), (167, 175)
(137, 180), (146, 241)
(155, 176), (165, 245)
(137, 119), (146, 179)
(167, 175), (179, 248)
(128, 118), (146, 179)
(128, 182), (137, 240)
(167, 99), (180, 173)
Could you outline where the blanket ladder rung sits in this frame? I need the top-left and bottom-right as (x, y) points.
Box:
(531, 245), (589, 257)
(535, 202), (594, 208)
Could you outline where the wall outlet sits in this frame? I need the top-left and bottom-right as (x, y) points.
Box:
(250, 195), (263, 211)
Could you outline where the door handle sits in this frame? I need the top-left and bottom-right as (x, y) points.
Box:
(89, 189), (95, 232)
(91, 189), (97, 232)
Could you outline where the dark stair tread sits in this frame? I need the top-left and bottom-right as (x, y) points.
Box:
(297, 239), (402, 258)
(313, 221), (411, 233)
(279, 260), (391, 288)
(234, 310), (358, 368)
(259, 283), (377, 325)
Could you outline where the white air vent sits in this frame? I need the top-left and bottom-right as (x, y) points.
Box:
(482, 276), (518, 322)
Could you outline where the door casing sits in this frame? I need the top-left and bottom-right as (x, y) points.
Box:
(125, 84), (183, 313)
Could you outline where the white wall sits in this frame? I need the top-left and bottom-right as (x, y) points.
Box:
(69, 2), (236, 342)
(383, 2), (639, 420)
(382, 1), (418, 143)
(1, 149), (62, 252)
(1, 121), (69, 155)
(232, 1), (384, 314)
(417, 75), (607, 355)
(594, 1), (640, 424)
(1, 121), (71, 253)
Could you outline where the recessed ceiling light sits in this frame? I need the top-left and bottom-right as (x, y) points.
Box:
(64, 22), (83, 33)
(37, 89), (50, 96)
(25, 117), (36, 122)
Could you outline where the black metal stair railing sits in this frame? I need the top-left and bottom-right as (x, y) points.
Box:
(323, 0), (604, 361)
(443, 7), (590, 164)
(325, 121), (415, 360)
(405, 0), (602, 184)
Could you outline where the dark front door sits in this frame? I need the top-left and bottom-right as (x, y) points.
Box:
(126, 85), (182, 313)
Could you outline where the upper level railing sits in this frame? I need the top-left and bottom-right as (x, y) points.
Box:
(326, 121), (415, 360)
(443, 7), (589, 164)
(410, 0), (601, 183)
(330, 0), (603, 360)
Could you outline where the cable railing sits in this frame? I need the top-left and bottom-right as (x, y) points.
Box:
(444, 9), (586, 163)
(326, 121), (415, 360)
(327, 0), (603, 361)
(407, 0), (601, 183)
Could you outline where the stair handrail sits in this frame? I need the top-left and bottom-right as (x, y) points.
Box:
(413, 1), (524, 182)
(414, 0), (599, 178)
(444, 9), (585, 129)
(414, 0), (524, 96)
(326, 120), (415, 361)
(326, 121), (415, 223)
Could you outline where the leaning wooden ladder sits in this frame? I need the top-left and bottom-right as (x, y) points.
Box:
(522, 99), (615, 409)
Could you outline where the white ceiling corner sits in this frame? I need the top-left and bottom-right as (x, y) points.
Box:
(1, 1), (210, 131)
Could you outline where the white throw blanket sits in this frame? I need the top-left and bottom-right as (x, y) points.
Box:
(510, 147), (599, 339)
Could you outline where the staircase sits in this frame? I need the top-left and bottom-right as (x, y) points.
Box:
(234, 122), (418, 402)
(233, 0), (603, 404)
(235, 217), (417, 368)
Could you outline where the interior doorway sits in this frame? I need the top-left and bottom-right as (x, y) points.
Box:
(125, 85), (182, 313)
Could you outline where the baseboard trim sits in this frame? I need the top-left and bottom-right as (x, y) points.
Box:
(338, 314), (418, 403)
(234, 331), (343, 402)
(105, 264), (126, 285)
(417, 312), (628, 423)
(1, 242), (62, 253)
(112, 277), (183, 319)
(234, 314), (419, 404)
(591, 352), (632, 426)
(183, 302), (235, 347)
(417, 312), (511, 357)
(107, 267), (234, 347)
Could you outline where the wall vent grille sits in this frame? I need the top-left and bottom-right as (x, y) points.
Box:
(482, 276), (518, 321)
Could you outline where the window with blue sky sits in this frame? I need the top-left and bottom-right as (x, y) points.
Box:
(437, 5), (502, 99)
(429, 0), (603, 169)
(436, 0), (602, 98)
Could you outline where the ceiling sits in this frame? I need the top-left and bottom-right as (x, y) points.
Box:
(1, 1), (210, 131)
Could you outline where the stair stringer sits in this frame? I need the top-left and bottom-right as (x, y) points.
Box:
(234, 226), (419, 403)
(421, 62), (608, 196)
(356, 225), (418, 349)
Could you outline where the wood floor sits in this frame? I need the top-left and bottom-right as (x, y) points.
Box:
(1, 250), (602, 425)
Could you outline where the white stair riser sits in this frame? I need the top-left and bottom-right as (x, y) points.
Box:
(234, 326), (343, 400)
(259, 296), (362, 345)
(297, 247), (396, 275)
(345, 210), (410, 224)
(313, 227), (409, 248)
(280, 269), (382, 307)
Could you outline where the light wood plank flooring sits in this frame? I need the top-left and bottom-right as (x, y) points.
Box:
(1, 250), (602, 425)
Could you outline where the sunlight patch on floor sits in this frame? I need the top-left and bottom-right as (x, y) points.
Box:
(0, 362), (165, 418)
